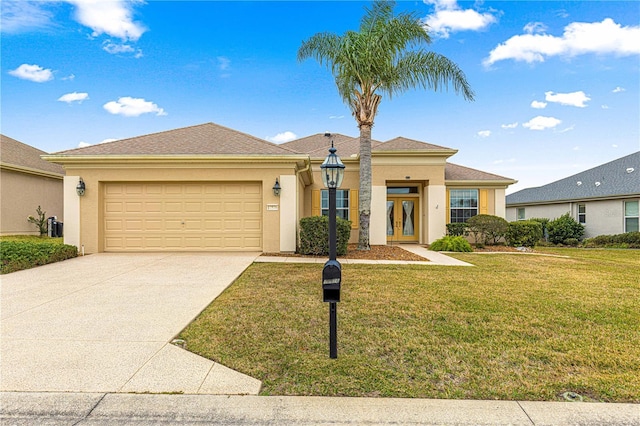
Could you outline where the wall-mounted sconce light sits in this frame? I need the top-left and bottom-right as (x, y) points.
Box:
(273, 178), (281, 196)
(76, 178), (86, 196)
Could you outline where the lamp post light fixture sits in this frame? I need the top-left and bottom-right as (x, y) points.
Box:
(320, 134), (345, 359)
(76, 178), (86, 196)
(273, 178), (281, 196)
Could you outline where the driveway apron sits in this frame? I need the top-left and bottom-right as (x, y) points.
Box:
(0, 252), (261, 394)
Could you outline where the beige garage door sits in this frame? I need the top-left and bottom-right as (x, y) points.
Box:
(103, 182), (262, 251)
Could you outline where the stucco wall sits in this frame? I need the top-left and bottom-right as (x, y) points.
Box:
(507, 198), (638, 238)
(1, 169), (63, 235)
(64, 163), (293, 253)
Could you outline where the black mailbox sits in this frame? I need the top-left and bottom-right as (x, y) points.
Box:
(322, 259), (341, 303)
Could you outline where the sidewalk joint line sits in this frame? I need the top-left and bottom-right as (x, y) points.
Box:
(74, 392), (107, 425)
(517, 401), (536, 425)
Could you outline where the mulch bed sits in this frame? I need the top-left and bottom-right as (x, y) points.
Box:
(263, 244), (428, 261)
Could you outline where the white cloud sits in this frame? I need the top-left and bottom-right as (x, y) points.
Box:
(58, 92), (89, 103)
(423, 0), (497, 38)
(612, 144), (618, 148)
(62, 74), (75, 81)
(78, 138), (117, 148)
(531, 100), (547, 109)
(545, 91), (590, 107)
(217, 56), (230, 71)
(612, 86), (626, 93)
(477, 130), (491, 138)
(523, 22), (547, 34)
(66, 0), (146, 41)
(493, 158), (516, 165)
(102, 41), (143, 57)
(484, 18), (640, 66)
(329, 115), (345, 119)
(501, 122), (518, 129)
(8, 63), (53, 82)
(523, 116), (562, 130)
(266, 131), (297, 143)
(103, 97), (167, 117)
(558, 125), (575, 133)
(573, 146), (580, 151)
(0, 1), (54, 33)
(601, 105), (610, 109)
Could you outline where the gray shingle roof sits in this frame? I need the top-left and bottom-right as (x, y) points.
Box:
(0, 134), (65, 175)
(506, 151), (640, 205)
(54, 123), (297, 156)
(374, 137), (452, 152)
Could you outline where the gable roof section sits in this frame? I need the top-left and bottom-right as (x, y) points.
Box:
(374, 137), (452, 152)
(506, 151), (640, 205)
(0, 134), (65, 177)
(280, 133), (383, 158)
(54, 123), (297, 156)
(446, 162), (515, 183)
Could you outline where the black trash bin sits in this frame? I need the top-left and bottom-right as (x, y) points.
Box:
(47, 217), (56, 237)
(55, 221), (63, 238)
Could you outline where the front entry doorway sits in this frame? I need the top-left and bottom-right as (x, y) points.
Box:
(386, 196), (419, 243)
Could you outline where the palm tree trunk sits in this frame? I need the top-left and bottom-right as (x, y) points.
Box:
(358, 124), (372, 250)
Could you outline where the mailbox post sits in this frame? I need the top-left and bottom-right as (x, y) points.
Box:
(320, 134), (345, 359)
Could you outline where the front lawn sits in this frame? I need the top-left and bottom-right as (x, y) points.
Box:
(178, 249), (639, 402)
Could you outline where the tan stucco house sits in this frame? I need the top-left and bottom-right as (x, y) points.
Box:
(1, 135), (65, 235)
(43, 122), (516, 253)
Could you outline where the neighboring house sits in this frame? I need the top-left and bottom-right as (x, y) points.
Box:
(1, 135), (65, 236)
(506, 151), (640, 238)
(43, 122), (515, 253)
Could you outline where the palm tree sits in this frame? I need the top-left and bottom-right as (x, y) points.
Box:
(298, 0), (475, 250)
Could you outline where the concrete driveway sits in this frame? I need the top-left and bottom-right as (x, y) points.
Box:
(0, 253), (262, 394)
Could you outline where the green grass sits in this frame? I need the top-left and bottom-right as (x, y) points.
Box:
(178, 249), (640, 401)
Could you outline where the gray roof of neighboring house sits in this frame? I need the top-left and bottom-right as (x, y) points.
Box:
(54, 122), (297, 156)
(0, 134), (65, 175)
(506, 151), (640, 205)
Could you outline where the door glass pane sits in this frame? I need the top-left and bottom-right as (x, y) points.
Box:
(402, 201), (414, 236)
(387, 201), (395, 236)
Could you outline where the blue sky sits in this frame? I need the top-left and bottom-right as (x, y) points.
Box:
(2, 0), (639, 193)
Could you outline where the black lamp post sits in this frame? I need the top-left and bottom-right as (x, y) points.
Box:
(320, 133), (345, 359)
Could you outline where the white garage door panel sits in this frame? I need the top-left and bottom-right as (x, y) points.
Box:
(103, 182), (262, 251)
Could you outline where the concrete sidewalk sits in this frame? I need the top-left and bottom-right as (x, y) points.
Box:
(257, 244), (473, 266)
(2, 392), (638, 425)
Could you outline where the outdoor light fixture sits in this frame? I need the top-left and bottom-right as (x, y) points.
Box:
(76, 178), (86, 196)
(321, 133), (345, 359)
(320, 136), (345, 190)
(273, 178), (281, 196)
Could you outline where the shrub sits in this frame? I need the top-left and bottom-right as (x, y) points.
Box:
(506, 221), (543, 247)
(563, 238), (579, 246)
(27, 205), (48, 236)
(299, 216), (352, 256)
(1, 239), (78, 274)
(466, 214), (508, 245)
(547, 213), (585, 245)
(429, 236), (473, 252)
(583, 232), (640, 248)
(446, 222), (467, 237)
(530, 218), (550, 241)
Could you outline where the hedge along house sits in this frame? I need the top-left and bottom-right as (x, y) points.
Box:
(43, 122), (516, 253)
